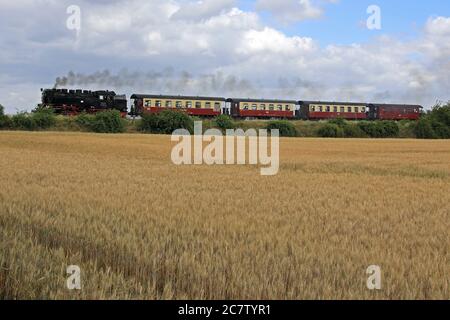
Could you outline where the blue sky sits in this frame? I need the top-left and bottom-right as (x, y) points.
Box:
(248, 0), (450, 45)
(0, 0), (449, 113)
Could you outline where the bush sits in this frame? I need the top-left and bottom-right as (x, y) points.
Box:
(431, 120), (450, 139)
(32, 109), (56, 129)
(328, 118), (347, 128)
(139, 110), (194, 134)
(343, 123), (367, 138)
(380, 121), (400, 138)
(214, 115), (235, 131)
(357, 121), (399, 138)
(327, 118), (366, 138)
(75, 113), (95, 130)
(90, 110), (126, 133)
(266, 121), (297, 137)
(414, 118), (436, 139)
(317, 124), (344, 138)
(11, 112), (37, 130)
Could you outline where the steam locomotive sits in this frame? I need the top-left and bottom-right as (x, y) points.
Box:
(41, 88), (128, 116)
(41, 88), (423, 121)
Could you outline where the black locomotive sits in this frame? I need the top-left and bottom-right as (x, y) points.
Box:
(41, 88), (128, 115)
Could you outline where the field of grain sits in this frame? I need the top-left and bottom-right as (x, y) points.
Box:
(0, 131), (448, 300)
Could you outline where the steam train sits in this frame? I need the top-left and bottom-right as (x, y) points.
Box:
(41, 88), (128, 116)
(41, 89), (423, 121)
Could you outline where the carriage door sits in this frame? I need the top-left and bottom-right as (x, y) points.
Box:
(368, 105), (377, 120)
(224, 101), (231, 115)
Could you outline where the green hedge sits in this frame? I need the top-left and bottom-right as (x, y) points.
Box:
(138, 110), (194, 134)
(357, 121), (399, 138)
(266, 121), (297, 137)
(90, 110), (126, 133)
(72, 111), (125, 133)
(317, 123), (344, 138)
(6, 110), (56, 131)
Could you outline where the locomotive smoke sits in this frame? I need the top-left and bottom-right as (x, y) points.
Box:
(53, 69), (259, 98)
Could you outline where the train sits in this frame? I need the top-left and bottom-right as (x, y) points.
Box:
(41, 88), (423, 121)
(41, 88), (128, 116)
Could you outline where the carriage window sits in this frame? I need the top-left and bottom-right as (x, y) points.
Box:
(144, 100), (151, 107)
(165, 101), (172, 108)
(156, 100), (162, 107)
(285, 105), (290, 111)
(340, 107), (345, 113)
(99, 95), (104, 100)
(277, 105), (283, 111)
(195, 102), (202, 109)
(260, 104), (266, 110)
(311, 106), (315, 112)
(318, 106), (323, 112)
(361, 107), (366, 113)
(176, 101), (182, 108)
(214, 102), (221, 110)
(326, 106), (331, 112)
(252, 104), (257, 110)
(334, 106), (338, 112)
(354, 107), (359, 113)
(243, 104), (249, 110)
(186, 101), (192, 108)
(347, 107), (352, 113)
(205, 102), (211, 109)
(269, 104), (275, 111)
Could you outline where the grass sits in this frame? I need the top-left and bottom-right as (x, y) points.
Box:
(0, 131), (449, 299)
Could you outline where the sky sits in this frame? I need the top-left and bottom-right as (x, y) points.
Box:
(0, 0), (449, 114)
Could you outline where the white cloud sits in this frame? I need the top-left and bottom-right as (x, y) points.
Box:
(171, 0), (237, 21)
(255, 0), (336, 24)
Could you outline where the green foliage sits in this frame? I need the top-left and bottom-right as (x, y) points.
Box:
(0, 104), (10, 129)
(317, 124), (344, 138)
(415, 103), (450, 139)
(90, 110), (126, 133)
(327, 118), (366, 138)
(328, 118), (347, 127)
(357, 121), (399, 138)
(11, 112), (37, 130)
(75, 113), (95, 129)
(0, 115), (11, 129)
(429, 104), (450, 127)
(380, 121), (400, 137)
(430, 120), (450, 139)
(32, 109), (56, 129)
(138, 110), (194, 134)
(342, 123), (367, 138)
(214, 115), (235, 132)
(266, 121), (297, 137)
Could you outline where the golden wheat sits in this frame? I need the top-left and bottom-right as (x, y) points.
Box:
(0, 131), (449, 299)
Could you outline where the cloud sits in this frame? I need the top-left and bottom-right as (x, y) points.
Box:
(255, 0), (337, 24)
(171, 0), (237, 21)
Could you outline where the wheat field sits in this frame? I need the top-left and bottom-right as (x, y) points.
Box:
(0, 131), (448, 300)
